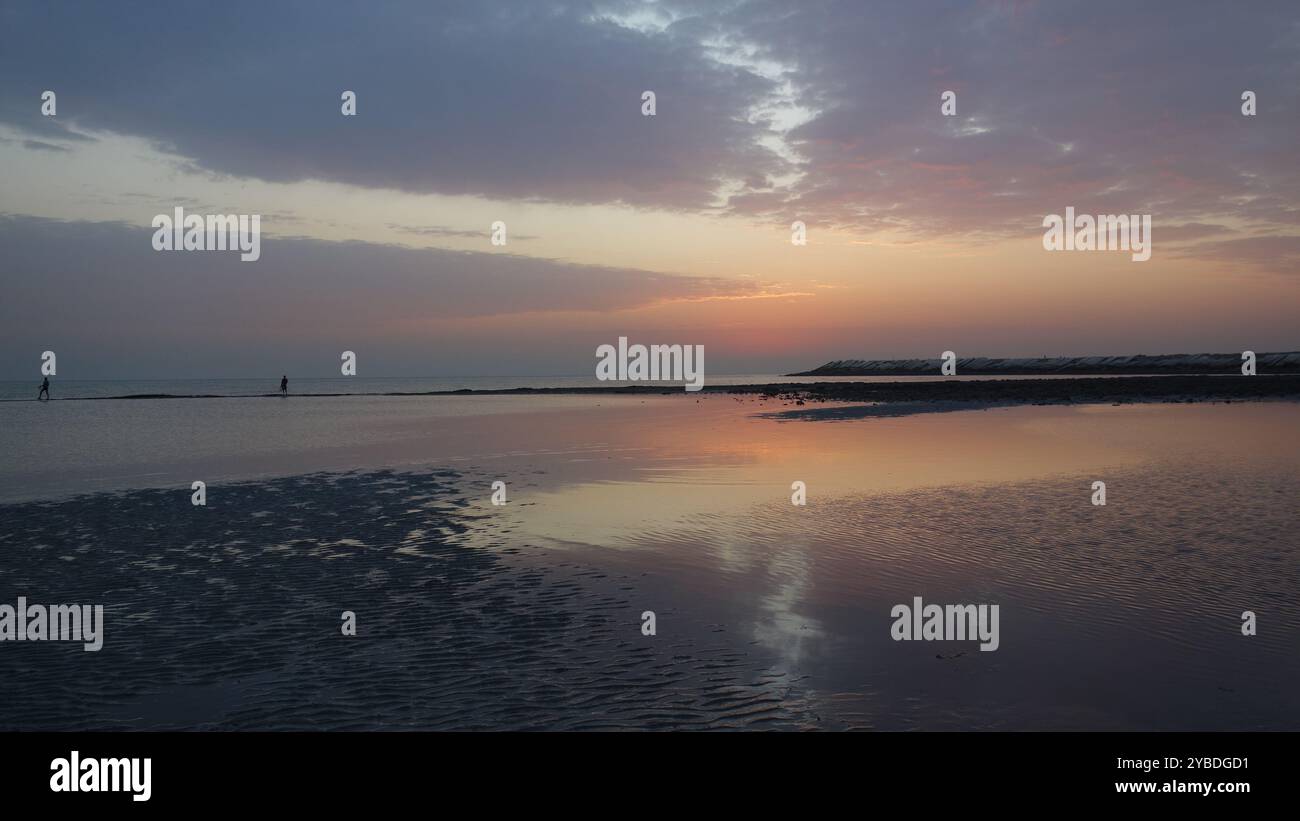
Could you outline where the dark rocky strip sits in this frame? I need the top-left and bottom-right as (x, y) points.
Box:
(733, 374), (1300, 406)
(3, 374), (1299, 406)
(790, 351), (1300, 376)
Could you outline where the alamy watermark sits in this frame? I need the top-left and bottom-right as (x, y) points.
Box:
(891, 596), (999, 651)
(0, 597), (103, 651)
(1042, 207), (1151, 262)
(152, 206), (261, 262)
(596, 337), (704, 392)
(50, 751), (150, 802)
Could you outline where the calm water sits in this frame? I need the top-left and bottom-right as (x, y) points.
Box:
(0, 392), (1296, 729)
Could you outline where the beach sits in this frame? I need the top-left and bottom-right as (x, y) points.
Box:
(1, 385), (1297, 730)
(3, 1), (1297, 802)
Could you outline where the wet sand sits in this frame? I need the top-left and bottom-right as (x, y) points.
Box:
(6, 374), (1299, 407)
(0, 470), (814, 730)
(0, 398), (1297, 730)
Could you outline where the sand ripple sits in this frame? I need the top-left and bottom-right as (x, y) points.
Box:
(0, 470), (816, 730)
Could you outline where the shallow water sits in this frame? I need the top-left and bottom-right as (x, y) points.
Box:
(0, 395), (1296, 729)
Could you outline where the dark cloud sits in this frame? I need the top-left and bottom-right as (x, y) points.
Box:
(1170, 234), (1300, 272)
(713, 0), (1300, 238)
(387, 223), (538, 240)
(0, 0), (789, 210)
(19, 139), (71, 152)
(0, 215), (770, 376)
(0, 0), (1295, 242)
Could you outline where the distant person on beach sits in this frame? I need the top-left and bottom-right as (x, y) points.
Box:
(38, 376), (49, 400)
(280, 375), (288, 396)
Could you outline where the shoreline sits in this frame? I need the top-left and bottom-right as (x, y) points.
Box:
(4, 374), (1299, 407)
(733, 374), (1300, 407)
(790, 351), (1300, 376)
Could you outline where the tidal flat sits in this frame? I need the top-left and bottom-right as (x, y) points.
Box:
(1, 392), (1296, 730)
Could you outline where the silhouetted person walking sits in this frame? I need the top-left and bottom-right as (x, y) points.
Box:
(280, 375), (288, 396)
(37, 376), (49, 401)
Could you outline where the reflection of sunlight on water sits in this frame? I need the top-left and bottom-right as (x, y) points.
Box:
(509, 401), (1155, 551)
(476, 400), (1300, 729)
(750, 536), (824, 668)
(507, 401), (1298, 557)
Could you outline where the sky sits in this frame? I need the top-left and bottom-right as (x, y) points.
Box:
(1, 0), (1298, 378)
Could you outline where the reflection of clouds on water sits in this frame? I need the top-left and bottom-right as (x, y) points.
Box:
(488, 401), (1300, 728)
(750, 531), (824, 669)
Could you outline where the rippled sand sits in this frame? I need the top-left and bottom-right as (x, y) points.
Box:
(0, 399), (1296, 730)
(0, 471), (816, 730)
